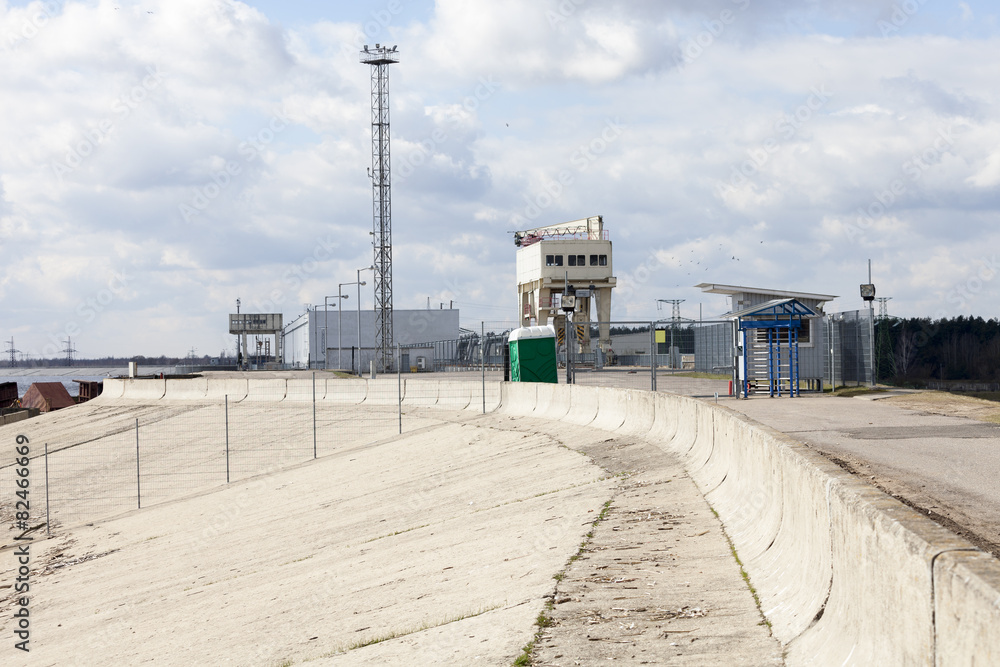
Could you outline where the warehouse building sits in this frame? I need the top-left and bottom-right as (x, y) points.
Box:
(282, 306), (460, 371)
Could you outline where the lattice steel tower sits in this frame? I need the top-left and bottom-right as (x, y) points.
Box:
(6, 337), (19, 368)
(361, 44), (399, 373)
(875, 297), (893, 383)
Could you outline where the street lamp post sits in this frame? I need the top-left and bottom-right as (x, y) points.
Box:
(357, 266), (375, 376)
(338, 280), (369, 372)
(324, 295), (347, 370)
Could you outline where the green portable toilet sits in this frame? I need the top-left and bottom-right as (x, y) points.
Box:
(509, 326), (558, 383)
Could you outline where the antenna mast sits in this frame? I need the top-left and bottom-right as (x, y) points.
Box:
(361, 43), (399, 373)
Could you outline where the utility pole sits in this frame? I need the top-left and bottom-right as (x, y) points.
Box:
(875, 296), (893, 384)
(6, 337), (19, 368)
(656, 299), (684, 369)
(62, 337), (76, 367)
(361, 43), (399, 373)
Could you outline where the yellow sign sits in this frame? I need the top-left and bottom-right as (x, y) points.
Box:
(655, 330), (666, 344)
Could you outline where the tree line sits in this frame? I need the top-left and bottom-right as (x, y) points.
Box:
(877, 316), (1000, 385)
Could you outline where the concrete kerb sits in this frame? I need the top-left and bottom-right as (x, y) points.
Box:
(934, 551), (1000, 665)
(692, 406), (732, 495)
(120, 377), (165, 400)
(164, 377), (208, 401)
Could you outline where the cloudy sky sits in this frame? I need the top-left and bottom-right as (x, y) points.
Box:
(1, 0), (998, 358)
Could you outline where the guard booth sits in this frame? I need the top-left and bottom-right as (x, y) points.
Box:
(732, 299), (816, 398)
(508, 326), (558, 383)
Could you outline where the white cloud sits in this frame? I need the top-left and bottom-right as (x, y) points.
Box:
(1, 0), (999, 358)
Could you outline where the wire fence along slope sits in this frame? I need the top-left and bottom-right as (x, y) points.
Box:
(0, 376), (498, 537)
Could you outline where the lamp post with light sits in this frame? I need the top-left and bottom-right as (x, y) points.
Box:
(324, 295), (348, 370)
(357, 266), (375, 376)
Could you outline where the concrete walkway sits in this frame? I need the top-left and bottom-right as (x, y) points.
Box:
(0, 400), (777, 666)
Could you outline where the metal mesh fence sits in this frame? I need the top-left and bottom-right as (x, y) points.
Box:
(0, 312), (872, 537)
(0, 373), (508, 538)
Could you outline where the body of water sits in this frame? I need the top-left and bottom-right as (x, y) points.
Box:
(0, 366), (173, 399)
(0, 375), (111, 397)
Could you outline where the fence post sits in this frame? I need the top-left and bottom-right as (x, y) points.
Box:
(44, 442), (51, 537)
(481, 322), (486, 413)
(135, 418), (141, 510)
(312, 372), (317, 459)
(397, 344), (402, 434)
(225, 395), (230, 484)
(650, 323), (657, 392)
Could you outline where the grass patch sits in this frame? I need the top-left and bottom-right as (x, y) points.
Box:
(954, 390), (1000, 404)
(829, 386), (889, 398)
(513, 499), (614, 666)
(361, 524), (431, 544)
(671, 372), (730, 380)
(512, 601), (555, 666)
(709, 503), (771, 631)
(322, 604), (504, 657)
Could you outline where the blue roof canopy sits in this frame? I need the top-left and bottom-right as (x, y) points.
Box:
(727, 298), (817, 329)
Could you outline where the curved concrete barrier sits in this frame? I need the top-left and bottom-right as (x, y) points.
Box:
(364, 379), (400, 406)
(285, 378), (321, 402)
(492, 382), (1000, 665)
(500, 382), (537, 417)
(403, 379), (439, 407)
(534, 383), (570, 421)
(743, 440), (836, 643)
(205, 378), (248, 402)
(618, 389), (656, 438)
(563, 384), (598, 426)
(590, 387), (628, 431)
(646, 393), (679, 444)
(120, 378), (165, 400)
(934, 551), (1000, 665)
(98, 378), (125, 401)
(164, 377), (208, 400)
(244, 379), (287, 401)
(436, 381), (473, 410)
(481, 382), (502, 412)
(323, 379), (367, 404)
